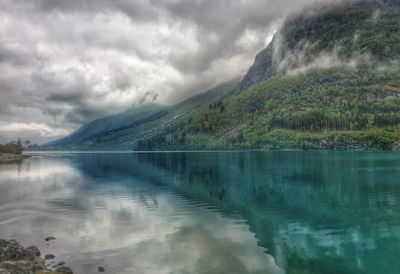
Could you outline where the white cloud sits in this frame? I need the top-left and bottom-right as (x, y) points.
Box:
(0, 0), (350, 143)
(0, 122), (69, 140)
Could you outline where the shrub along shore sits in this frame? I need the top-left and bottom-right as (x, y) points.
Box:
(0, 140), (29, 163)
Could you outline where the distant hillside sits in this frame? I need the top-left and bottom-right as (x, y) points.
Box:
(47, 0), (400, 151)
(45, 81), (238, 150)
(46, 104), (164, 147)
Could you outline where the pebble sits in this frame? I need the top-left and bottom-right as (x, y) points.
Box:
(44, 254), (55, 260)
(56, 262), (66, 267)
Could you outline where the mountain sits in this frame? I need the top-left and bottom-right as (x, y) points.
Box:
(242, 0), (400, 89)
(47, 0), (400, 151)
(45, 81), (238, 150)
(47, 104), (163, 147)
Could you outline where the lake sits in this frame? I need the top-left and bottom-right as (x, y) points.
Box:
(1, 151), (400, 274)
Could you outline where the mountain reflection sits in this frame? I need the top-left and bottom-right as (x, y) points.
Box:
(99, 151), (400, 274)
(2, 151), (400, 273)
(0, 154), (283, 274)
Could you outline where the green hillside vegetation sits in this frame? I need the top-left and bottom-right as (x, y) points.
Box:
(47, 0), (400, 151)
(134, 1), (400, 151)
(280, 1), (400, 62)
(144, 64), (400, 150)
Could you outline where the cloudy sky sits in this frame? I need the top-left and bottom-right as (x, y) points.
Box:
(0, 0), (342, 144)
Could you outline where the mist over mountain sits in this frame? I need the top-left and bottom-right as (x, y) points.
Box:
(2, 0), (350, 144)
(47, 0), (400, 150)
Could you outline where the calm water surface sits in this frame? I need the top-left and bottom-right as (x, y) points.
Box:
(1, 151), (400, 274)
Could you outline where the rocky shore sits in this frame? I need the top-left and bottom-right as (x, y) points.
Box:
(0, 239), (73, 274)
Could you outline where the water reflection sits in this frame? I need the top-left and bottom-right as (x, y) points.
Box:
(0, 154), (282, 274)
(131, 151), (400, 274)
(1, 151), (400, 273)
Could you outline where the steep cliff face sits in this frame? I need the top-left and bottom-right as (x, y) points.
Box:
(240, 0), (400, 91)
(240, 42), (275, 91)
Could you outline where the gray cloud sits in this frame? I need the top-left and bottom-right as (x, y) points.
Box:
(0, 0), (350, 143)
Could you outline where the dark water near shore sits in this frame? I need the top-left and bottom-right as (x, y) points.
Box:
(1, 151), (400, 274)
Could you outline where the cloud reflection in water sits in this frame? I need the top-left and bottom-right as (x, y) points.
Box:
(0, 156), (282, 274)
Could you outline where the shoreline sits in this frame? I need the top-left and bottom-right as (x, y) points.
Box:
(0, 153), (30, 163)
(24, 149), (400, 155)
(0, 238), (73, 274)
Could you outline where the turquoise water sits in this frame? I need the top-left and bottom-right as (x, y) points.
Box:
(1, 151), (400, 274)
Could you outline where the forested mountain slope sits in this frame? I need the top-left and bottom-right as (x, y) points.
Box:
(48, 0), (400, 150)
(133, 0), (400, 150)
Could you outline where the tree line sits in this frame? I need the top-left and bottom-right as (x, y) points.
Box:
(0, 139), (30, 155)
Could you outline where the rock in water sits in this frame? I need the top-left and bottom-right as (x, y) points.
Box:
(44, 254), (55, 260)
(0, 239), (73, 274)
(26, 246), (41, 257)
(56, 261), (66, 267)
(6, 240), (19, 246)
(56, 266), (73, 274)
(98, 266), (105, 272)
